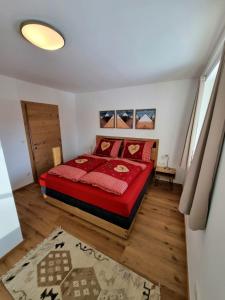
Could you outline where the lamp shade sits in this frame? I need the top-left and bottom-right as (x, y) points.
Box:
(20, 21), (65, 51)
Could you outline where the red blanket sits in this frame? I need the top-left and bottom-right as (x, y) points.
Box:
(80, 159), (146, 195)
(48, 154), (107, 182)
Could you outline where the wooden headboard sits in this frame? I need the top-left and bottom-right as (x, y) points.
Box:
(96, 135), (159, 168)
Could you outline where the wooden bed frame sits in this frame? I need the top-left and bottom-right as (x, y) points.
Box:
(43, 136), (159, 239)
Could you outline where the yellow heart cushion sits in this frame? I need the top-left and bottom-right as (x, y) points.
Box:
(75, 158), (88, 164)
(128, 144), (140, 155)
(101, 141), (111, 151)
(114, 165), (129, 173)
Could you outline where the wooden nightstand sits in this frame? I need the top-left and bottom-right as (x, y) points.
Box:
(155, 166), (176, 189)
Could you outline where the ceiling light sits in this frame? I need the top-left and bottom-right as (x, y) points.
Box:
(20, 20), (65, 51)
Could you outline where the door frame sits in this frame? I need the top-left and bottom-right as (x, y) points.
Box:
(21, 100), (38, 181)
(21, 100), (63, 181)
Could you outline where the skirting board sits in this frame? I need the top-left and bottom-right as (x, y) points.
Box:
(44, 195), (138, 239)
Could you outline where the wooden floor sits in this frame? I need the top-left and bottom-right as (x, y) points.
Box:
(0, 182), (187, 300)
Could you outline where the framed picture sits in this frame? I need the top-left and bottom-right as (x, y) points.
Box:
(135, 109), (156, 129)
(116, 110), (134, 129)
(99, 110), (115, 128)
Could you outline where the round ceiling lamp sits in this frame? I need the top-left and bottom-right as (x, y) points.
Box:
(20, 20), (65, 51)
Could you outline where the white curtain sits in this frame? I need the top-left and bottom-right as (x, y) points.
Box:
(179, 44), (225, 230)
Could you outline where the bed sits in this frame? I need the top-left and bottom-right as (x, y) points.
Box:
(39, 136), (159, 239)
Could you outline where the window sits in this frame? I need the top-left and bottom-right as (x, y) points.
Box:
(188, 61), (220, 166)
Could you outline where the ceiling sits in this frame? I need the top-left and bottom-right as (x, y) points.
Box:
(0, 0), (225, 93)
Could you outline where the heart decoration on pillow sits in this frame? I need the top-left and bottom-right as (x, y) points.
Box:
(101, 141), (111, 151)
(128, 144), (140, 155)
(75, 158), (88, 164)
(114, 164), (129, 173)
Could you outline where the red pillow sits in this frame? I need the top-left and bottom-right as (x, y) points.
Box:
(94, 139), (122, 158)
(121, 139), (155, 161)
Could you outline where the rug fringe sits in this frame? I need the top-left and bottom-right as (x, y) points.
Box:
(0, 226), (63, 282)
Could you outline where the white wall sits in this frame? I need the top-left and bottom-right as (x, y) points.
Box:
(76, 79), (197, 183)
(186, 139), (225, 300)
(0, 75), (77, 190)
(0, 139), (23, 258)
(0, 76), (197, 187)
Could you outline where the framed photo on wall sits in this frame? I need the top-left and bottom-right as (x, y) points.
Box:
(116, 110), (134, 129)
(99, 110), (115, 128)
(135, 109), (156, 129)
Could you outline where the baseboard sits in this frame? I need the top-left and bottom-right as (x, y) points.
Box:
(12, 181), (35, 192)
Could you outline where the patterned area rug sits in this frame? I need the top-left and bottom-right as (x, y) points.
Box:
(1, 228), (160, 300)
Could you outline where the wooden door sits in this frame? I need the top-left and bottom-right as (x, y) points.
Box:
(21, 101), (63, 180)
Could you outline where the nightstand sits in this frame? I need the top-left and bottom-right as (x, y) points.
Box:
(155, 166), (176, 189)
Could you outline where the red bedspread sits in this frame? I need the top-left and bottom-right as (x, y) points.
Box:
(39, 161), (154, 217)
(80, 159), (146, 195)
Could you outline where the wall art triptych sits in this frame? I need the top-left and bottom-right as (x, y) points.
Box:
(99, 109), (156, 129)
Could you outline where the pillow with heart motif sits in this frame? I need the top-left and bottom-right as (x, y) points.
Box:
(94, 139), (122, 157)
(121, 139), (155, 161)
